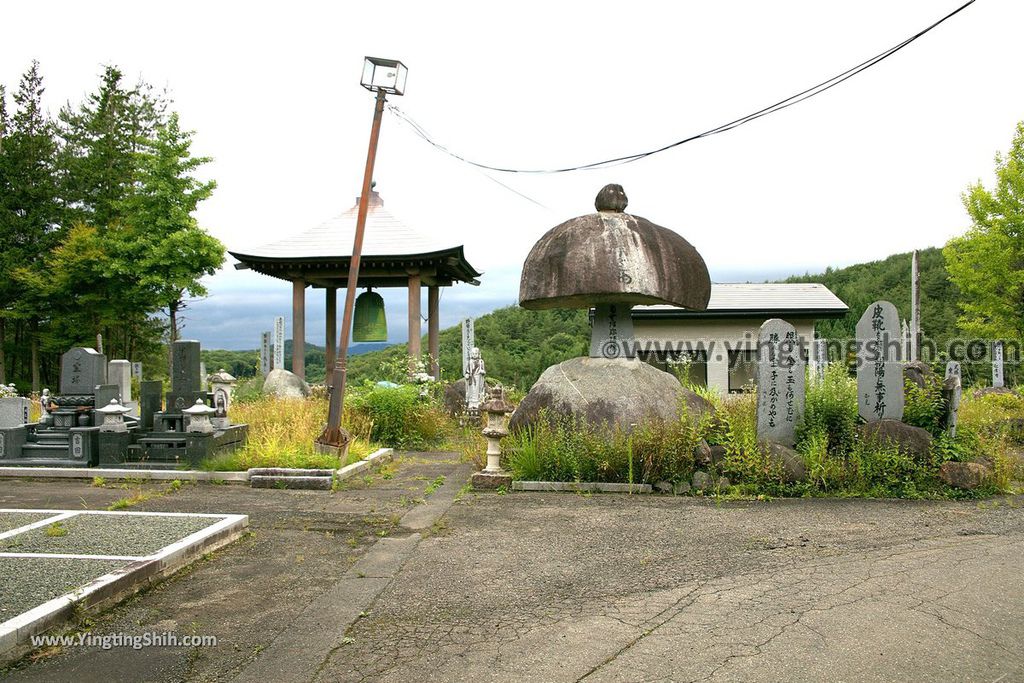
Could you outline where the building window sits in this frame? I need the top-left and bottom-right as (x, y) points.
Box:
(640, 350), (707, 388)
(728, 350), (758, 393)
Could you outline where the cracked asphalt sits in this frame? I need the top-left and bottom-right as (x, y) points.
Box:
(321, 494), (1024, 683)
(4, 464), (1024, 682)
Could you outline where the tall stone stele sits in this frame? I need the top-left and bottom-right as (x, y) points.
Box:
(755, 318), (805, 447)
(510, 185), (714, 433)
(855, 300), (904, 422)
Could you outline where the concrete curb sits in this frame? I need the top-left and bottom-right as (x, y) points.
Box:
(0, 510), (249, 665)
(335, 447), (394, 482)
(0, 448), (394, 486)
(0, 467), (249, 483)
(512, 481), (653, 493)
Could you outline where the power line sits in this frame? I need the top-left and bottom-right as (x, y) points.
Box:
(388, 0), (976, 174)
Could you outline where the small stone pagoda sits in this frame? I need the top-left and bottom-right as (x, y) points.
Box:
(510, 185), (715, 431)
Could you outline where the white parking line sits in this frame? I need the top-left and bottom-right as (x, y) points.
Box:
(0, 512), (80, 542)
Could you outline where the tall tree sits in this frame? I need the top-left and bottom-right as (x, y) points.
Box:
(0, 62), (62, 391)
(944, 122), (1024, 340)
(0, 83), (8, 385)
(118, 112), (224, 345)
(58, 65), (166, 230)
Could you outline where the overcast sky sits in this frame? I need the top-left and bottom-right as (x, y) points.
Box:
(3, 0), (1022, 350)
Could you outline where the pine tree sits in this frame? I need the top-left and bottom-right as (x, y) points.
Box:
(0, 62), (62, 391)
(118, 112), (224, 346)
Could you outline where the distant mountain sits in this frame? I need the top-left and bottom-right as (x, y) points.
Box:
(202, 340), (398, 383)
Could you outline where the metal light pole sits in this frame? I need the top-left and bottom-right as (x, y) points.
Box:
(317, 57), (407, 455)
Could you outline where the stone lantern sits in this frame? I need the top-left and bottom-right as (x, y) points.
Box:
(97, 398), (132, 433)
(183, 399), (216, 434)
(511, 184), (714, 434)
(207, 368), (237, 429)
(471, 385), (515, 490)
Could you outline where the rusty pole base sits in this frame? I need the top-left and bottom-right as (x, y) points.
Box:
(315, 426), (352, 459)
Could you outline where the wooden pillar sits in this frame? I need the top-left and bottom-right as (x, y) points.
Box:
(407, 274), (421, 366)
(292, 278), (306, 380)
(428, 286), (440, 379)
(325, 287), (337, 372)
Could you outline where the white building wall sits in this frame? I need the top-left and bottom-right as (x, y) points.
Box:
(633, 317), (818, 396)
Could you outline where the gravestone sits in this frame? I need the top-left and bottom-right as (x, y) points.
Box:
(944, 361), (962, 438)
(131, 362), (143, 383)
(167, 340), (204, 413)
(91, 384), (120, 431)
(756, 319), (805, 446)
(108, 360), (132, 403)
(139, 381), (163, 432)
(260, 331), (272, 377)
(0, 397), (31, 429)
(199, 362), (208, 391)
(461, 318), (475, 376)
(993, 342), (1005, 388)
(589, 304), (636, 359)
(60, 347), (107, 396)
(273, 317), (285, 371)
(856, 301), (904, 422)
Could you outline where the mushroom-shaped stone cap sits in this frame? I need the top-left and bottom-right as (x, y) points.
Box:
(519, 185), (711, 310)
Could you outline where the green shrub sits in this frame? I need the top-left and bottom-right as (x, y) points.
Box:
(849, 439), (922, 497)
(347, 383), (451, 450)
(505, 410), (703, 484)
(903, 375), (946, 436)
(797, 363), (857, 458)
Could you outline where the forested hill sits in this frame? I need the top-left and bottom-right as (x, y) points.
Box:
(783, 247), (960, 344)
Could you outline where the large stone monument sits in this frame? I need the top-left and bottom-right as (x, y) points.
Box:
(273, 316), (285, 370)
(856, 301), (904, 422)
(260, 331), (272, 377)
(756, 319), (805, 447)
(510, 185), (714, 432)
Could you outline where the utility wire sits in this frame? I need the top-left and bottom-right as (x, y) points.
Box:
(388, 0), (976, 174)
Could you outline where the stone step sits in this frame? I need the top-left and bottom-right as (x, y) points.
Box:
(19, 443), (71, 459)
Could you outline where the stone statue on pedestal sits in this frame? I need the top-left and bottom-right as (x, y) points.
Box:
(465, 347), (486, 414)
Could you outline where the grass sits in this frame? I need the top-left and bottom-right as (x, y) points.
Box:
(504, 365), (1024, 499)
(199, 396), (377, 471)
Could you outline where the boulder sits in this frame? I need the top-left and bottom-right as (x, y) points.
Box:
(691, 470), (714, 491)
(708, 444), (728, 467)
(972, 386), (1015, 400)
(693, 439), (712, 467)
(654, 480), (673, 494)
(262, 369), (310, 400)
(939, 461), (991, 490)
(762, 441), (807, 483)
(443, 379), (467, 416)
(903, 361), (933, 389)
(509, 357), (714, 433)
(673, 481), (692, 495)
(857, 419), (932, 462)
